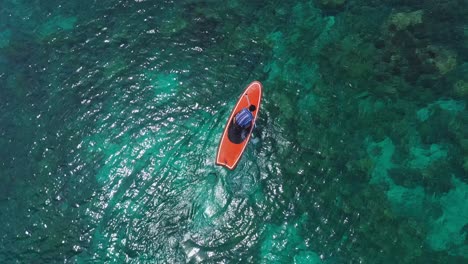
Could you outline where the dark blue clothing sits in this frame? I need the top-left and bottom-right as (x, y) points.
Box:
(235, 108), (253, 128)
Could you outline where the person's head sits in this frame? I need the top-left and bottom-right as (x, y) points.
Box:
(249, 105), (256, 112)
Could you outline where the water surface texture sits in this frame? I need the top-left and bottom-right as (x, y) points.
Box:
(1, 0), (467, 263)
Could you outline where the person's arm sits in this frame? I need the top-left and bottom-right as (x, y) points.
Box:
(241, 127), (248, 140)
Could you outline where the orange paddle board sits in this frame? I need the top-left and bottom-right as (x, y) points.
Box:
(216, 81), (262, 170)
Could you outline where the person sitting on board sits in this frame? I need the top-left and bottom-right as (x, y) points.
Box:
(228, 105), (256, 143)
(235, 105), (256, 128)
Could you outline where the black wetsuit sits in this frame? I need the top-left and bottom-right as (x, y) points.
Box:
(227, 120), (252, 144)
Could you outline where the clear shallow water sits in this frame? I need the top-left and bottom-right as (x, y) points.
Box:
(0, 0), (467, 263)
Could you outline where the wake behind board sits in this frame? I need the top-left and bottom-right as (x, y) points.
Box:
(216, 81), (262, 170)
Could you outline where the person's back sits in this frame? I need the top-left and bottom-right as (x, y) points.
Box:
(235, 108), (254, 128)
(228, 105), (256, 144)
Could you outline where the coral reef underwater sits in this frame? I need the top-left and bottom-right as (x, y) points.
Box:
(0, 0), (466, 263)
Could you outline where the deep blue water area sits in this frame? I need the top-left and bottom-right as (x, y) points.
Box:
(0, 0), (467, 263)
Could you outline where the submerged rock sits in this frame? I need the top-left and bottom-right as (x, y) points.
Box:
(159, 18), (188, 35)
(416, 45), (457, 75)
(0, 29), (12, 48)
(36, 15), (77, 39)
(453, 80), (468, 97)
(387, 10), (423, 31)
(318, 0), (346, 8)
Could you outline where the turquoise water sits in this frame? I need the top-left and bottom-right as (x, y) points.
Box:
(1, 0), (467, 263)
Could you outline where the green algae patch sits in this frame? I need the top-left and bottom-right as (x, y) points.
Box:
(318, 0), (346, 8)
(294, 250), (322, 264)
(386, 185), (426, 218)
(367, 134), (468, 257)
(36, 15), (77, 39)
(429, 46), (457, 75)
(436, 100), (465, 112)
(453, 80), (468, 97)
(263, 1), (334, 87)
(427, 176), (468, 257)
(387, 10), (424, 31)
(367, 136), (467, 258)
(382, 168), (468, 258)
(103, 58), (129, 81)
(408, 144), (447, 169)
(154, 73), (178, 90)
(417, 108), (430, 122)
(146, 71), (178, 91)
(417, 99), (465, 122)
(144, 71), (180, 105)
(260, 214), (321, 263)
(366, 137), (395, 185)
(0, 29), (12, 48)
(160, 18), (188, 35)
